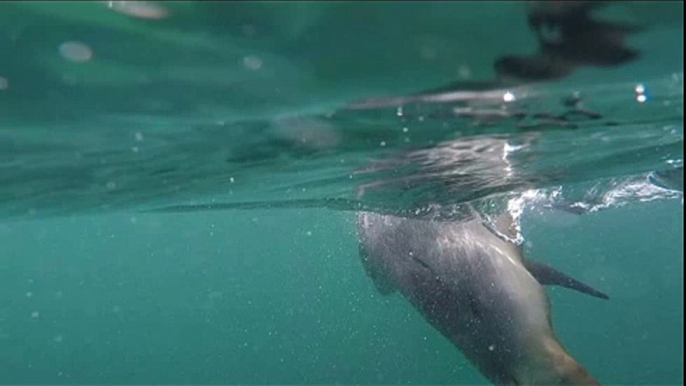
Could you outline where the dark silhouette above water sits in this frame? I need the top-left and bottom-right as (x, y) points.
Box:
(495, 1), (640, 84)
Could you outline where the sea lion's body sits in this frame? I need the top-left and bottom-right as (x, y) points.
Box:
(357, 211), (605, 385)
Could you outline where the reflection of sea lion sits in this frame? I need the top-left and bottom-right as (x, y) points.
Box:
(358, 210), (608, 385)
(415, 2), (642, 92)
(348, 2), (641, 118)
(497, 1), (640, 83)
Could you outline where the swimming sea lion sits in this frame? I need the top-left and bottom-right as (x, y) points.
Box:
(357, 210), (608, 385)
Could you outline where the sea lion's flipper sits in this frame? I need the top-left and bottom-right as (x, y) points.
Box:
(358, 243), (396, 296)
(523, 259), (609, 300)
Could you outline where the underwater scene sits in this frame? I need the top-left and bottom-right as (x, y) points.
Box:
(0, 2), (683, 385)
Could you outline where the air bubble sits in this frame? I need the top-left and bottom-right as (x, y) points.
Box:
(59, 41), (93, 63)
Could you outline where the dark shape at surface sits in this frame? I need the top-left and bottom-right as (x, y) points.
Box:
(496, 1), (641, 83)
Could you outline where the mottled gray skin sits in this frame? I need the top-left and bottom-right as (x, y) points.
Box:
(357, 211), (600, 386)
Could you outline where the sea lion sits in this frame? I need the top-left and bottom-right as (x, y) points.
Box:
(357, 209), (608, 385)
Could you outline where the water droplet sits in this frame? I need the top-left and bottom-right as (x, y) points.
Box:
(134, 132), (144, 142)
(54, 335), (63, 343)
(488, 344), (495, 351)
(106, 181), (116, 190)
(402, 127), (409, 133)
(306, 231), (313, 236)
(106, 1), (169, 19)
(25, 292), (33, 298)
(59, 41), (93, 63)
(396, 107), (403, 117)
(229, 177), (235, 183)
(420, 47), (438, 60)
(243, 55), (263, 70)
(380, 141), (386, 147)
(0, 76), (8, 90)
(61, 73), (78, 86)
(241, 24), (257, 37)
(31, 311), (40, 319)
(458, 65), (472, 79)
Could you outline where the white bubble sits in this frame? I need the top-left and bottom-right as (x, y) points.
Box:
(229, 177), (235, 183)
(59, 41), (93, 63)
(0, 76), (8, 90)
(241, 24), (257, 37)
(54, 335), (64, 343)
(380, 141), (386, 147)
(134, 132), (144, 142)
(106, 181), (116, 190)
(62, 74), (77, 85)
(420, 47), (437, 60)
(637, 94), (647, 103)
(306, 231), (312, 236)
(243, 55), (263, 70)
(503, 91), (516, 103)
(402, 127), (409, 133)
(458, 65), (472, 79)
(488, 344), (495, 351)
(31, 311), (40, 319)
(106, 1), (169, 19)
(25, 292), (33, 298)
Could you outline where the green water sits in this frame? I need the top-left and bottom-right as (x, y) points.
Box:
(0, 200), (682, 384)
(0, 1), (683, 385)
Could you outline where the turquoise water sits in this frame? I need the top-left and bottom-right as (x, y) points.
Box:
(0, 2), (683, 385)
(0, 202), (682, 384)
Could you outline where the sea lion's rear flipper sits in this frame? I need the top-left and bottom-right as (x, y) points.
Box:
(523, 259), (609, 300)
(358, 243), (396, 296)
